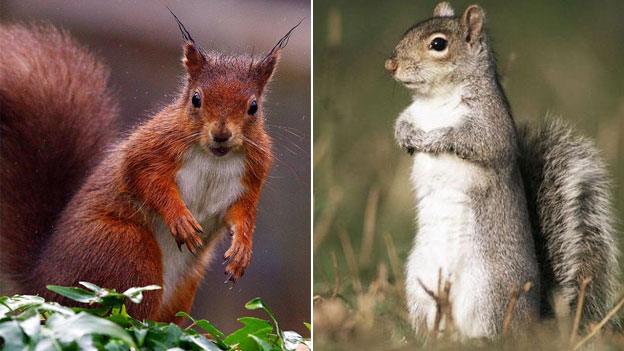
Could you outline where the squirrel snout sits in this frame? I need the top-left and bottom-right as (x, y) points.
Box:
(212, 130), (232, 143)
(385, 58), (398, 73)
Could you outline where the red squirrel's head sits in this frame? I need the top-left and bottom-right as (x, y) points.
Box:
(167, 11), (300, 158)
(180, 43), (279, 157)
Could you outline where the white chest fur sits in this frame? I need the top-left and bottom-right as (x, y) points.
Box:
(401, 90), (492, 337)
(401, 88), (467, 132)
(153, 146), (245, 302)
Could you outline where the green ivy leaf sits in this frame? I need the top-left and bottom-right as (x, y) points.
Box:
(18, 313), (40, 340)
(79, 281), (104, 292)
(244, 298), (282, 348)
(48, 312), (136, 348)
(249, 334), (275, 351)
(245, 298), (280, 332)
(102, 338), (131, 351)
(175, 311), (195, 323)
(244, 297), (267, 311)
(0, 319), (27, 350)
(100, 294), (126, 309)
(181, 333), (222, 351)
(122, 285), (161, 304)
(132, 328), (148, 347)
(194, 320), (225, 340)
(2, 284), (300, 351)
(47, 285), (98, 304)
(195, 320), (228, 349)
(0, 295), (46, 318)
(225, 317), (273, 351)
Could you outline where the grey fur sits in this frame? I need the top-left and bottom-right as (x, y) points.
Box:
(518, 120), (620, 325)
(391, 2), (619, 337)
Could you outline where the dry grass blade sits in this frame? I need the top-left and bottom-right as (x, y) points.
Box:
(417, 278), (443, 338)
(383, 232), (403, 286)
(330, 251), (341, 298)
(502, 281), (533, 337)
(314, 187), (342, 250)
(573, 293), (624, 350)
(338, 229), (362, 293)
(417, 270), (453, 339)
(503, 285), (520, 337)
(359, 186), (380, 268)
(570, 277), (592, 344)
(313, 134), (330, 167)
(441, 279), (453, 335)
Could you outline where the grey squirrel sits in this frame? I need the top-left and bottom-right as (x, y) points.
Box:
(386, 2), (619, 338)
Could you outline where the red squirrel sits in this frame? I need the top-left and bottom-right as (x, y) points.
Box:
(0, 15), (296, 322)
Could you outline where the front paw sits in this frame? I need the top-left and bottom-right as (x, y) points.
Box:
(167, 209), (203, 255)
(394, 120), (423, 155)
(223, 230), (252, 283)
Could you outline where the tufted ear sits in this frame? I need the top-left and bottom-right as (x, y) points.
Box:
(182, 42), (206, 78)
(168, 7), (206, 78)
(433, 2), (455, 17)
(462, 5), (485, 46)
(255, 53), (280, 91)
(254, 19), (303, 91)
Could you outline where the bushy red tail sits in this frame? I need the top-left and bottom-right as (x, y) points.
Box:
(0, 24), (118, 289)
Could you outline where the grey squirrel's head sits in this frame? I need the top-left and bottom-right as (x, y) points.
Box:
(385, 2), (491, 96)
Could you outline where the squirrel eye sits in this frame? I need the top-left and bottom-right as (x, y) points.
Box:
(191, 91), (201, 108)
(429, 37), (448, 51)
(247, 100), (258, 116)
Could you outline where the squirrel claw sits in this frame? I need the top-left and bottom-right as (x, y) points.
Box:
(168, 209), (204, 255)
(223, 238), (251, 283)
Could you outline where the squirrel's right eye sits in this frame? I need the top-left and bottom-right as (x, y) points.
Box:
(191, 91), (201, 108)
(429, 37), (448, 51)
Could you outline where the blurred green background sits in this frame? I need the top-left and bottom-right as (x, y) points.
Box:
(314, 0), (624, 347)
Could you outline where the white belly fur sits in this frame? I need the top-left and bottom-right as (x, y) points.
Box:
(153, 146), (245, 302)
(401, 89), (493, 337)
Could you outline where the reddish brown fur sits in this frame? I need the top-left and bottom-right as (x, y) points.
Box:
(0, 24), (118, 287)
(1, 23), (277, 322)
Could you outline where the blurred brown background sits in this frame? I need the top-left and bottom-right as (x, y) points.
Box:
(1, 0), (310, 334)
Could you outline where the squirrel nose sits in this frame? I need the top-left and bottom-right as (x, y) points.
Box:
(213, 131), (232, 143)
(385, 58), (398, 72)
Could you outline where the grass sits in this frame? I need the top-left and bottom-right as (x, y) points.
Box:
(313, 0), (624, 349)
(313, 211), (624, 349)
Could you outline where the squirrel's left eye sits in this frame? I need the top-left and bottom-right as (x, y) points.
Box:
(248, 100), (258, 116)
(429, 37), (448, 51)
(191, 91), (201, 108)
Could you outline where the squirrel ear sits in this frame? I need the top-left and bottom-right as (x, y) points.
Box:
(182, 42), (206, 78)
(255, 53), (280, 91)
(433, 2), (455, 17)
(461, 5), (485, 45)
(254, 19), (301, 90)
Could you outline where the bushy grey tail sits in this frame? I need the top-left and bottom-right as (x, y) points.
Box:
(518, 119), (619, 325)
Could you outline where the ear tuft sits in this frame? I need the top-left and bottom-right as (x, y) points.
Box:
(183, 43), (206, 78)
(433, 2), (455, 17)
(254, 19), (301, 91)
(462, 5), (485, 44)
